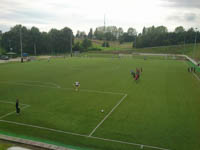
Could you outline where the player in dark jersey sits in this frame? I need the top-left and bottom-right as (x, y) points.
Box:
(131, 70), (135, 78)
(16, 99), (20, 114)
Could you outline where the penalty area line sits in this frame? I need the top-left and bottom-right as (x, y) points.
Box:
(0, 100), (29, 106)
(80, 89), (125, 95)
(0, 120), (170, 150)
(0, 81), (125, 95)
(88, 94), (128, 137)
(0, 120), (88, 138)
(17, 80), (61, 88)
(0, 81), (63, 90)
(0, 105), (30, 120)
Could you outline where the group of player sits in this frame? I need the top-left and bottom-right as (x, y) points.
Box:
(131, 68), (143, 81)
(188, 67), (196, 73)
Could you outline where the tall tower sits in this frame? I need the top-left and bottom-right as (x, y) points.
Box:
(104, 14), (106, 33)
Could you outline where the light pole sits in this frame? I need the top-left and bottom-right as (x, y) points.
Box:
(134, 34), (137, 48)
(193, 28), (198, 60)
(70, 31), (73, 57)
(34, 43), (37, 56)
(9, 40), (11, 51)
(183, 33), (186, 55)
(20, 27), (23, 63)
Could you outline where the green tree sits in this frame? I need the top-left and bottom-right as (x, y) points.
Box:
(117, 27), (124, 39)
(127, 27), (137, 36)
(0, 30), (2, 51)
(81, 39), (92, 51)
(88, 28), (93, 39)
(1, 25), (73, 55)
(94, 28), (104, 40)
(175, 26), (185, 33)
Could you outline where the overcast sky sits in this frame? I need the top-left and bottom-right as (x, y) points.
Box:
(0, 0), (200, 33)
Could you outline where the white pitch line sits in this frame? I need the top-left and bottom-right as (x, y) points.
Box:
(88, 94), (128, 137)
(0, 120), (88, 138)
(17, 80), (61, 88)
(80, 89), (125, 95)
(0, 105), (30, 120)
(0, 120), (170, 150)
(183, 61), (200, 82)
(192, 72), (200, 82)
(0, 81), (125, 95)
(0, 81), (169, 149)
(90, 136), (170, 150)
(0, 81), (61, 89)
(0, 100), (29, 106)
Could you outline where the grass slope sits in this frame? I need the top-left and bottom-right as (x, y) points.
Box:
(0, 57), (200, 150)
(75, 38), (133, 51)
(132, 44), (200, 61)
(83, 38), (200, 61)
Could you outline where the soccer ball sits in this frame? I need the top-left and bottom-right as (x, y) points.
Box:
(101, 109), (104, 113)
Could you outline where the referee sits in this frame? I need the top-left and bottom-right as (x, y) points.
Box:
(16, 99), (20, 114)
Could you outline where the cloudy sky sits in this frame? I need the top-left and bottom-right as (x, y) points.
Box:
(0, 0), (200, 33)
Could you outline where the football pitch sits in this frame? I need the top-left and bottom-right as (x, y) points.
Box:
(0, 56), (200, 150)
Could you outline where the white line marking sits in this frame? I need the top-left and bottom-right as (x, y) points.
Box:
(0, 82), (169, 150)
(0, 100), (29, 106)
(0, 120), (88, 137)
(80, 89), (125, 95)
(88, 94), (128, 137)
(0, 81), (125, 95)
(0, 81), (61, 89)
(0, 105), (30, 120)
(17, 80), (61, 88)
(90, 136), (169, 150)
(0, 120), (170, 150)
(192, 72), (200, 81)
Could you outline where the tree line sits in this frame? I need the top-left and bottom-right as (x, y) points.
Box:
(0, 25), (73, 55)
(134, 26), (200, 48)
(77, 26), (200, 48)
(0, 25), (199, 55)
(76, 26), (137, 43)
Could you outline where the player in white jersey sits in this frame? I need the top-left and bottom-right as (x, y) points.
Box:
(73, 81), (80, 91)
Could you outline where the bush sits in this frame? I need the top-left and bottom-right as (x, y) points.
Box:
(73, 42), (83, 52)
(87, 47), (102, 51)
(102, 41), (110, 47)
(81, 39), (92, 50)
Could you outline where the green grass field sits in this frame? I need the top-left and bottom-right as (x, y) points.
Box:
(0, 141), (12, 150)
(0, 57), (200, 150)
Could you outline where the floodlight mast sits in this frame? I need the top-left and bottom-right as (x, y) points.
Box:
(103, 14), (106, 47)
(104, 14), (106, 32)
(70, 30), (72, 57)
(34, 43), (37, 56)
(135, 33), (137, 48)
(183, 35), (186, 55)
(9, 40), (11, 51)
(20, 27), (23, 63)
(193, 28), (198, 59)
